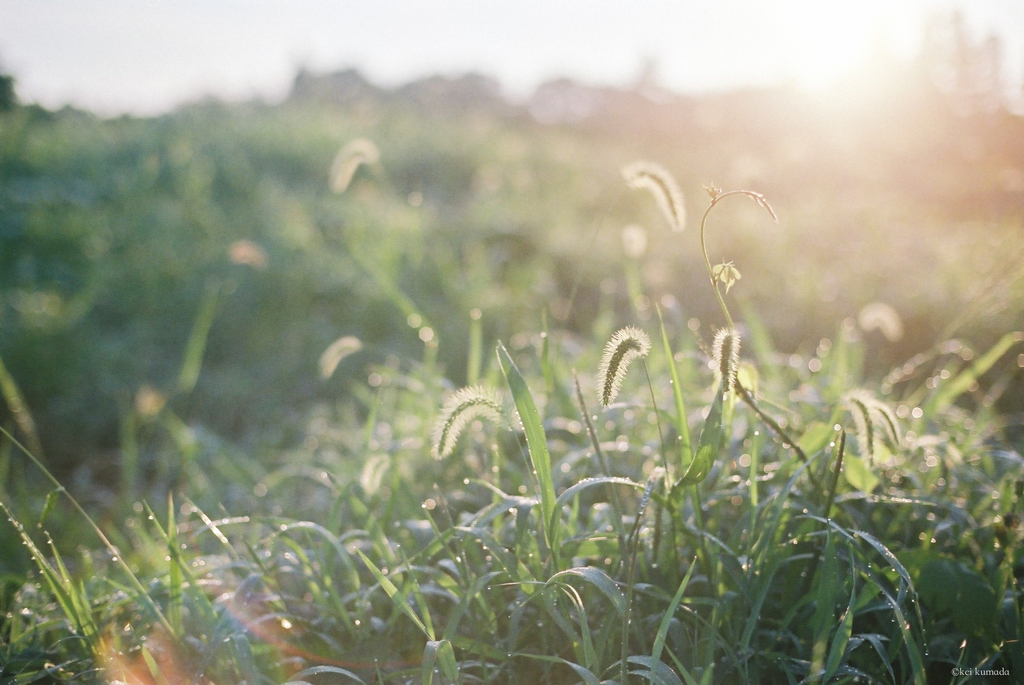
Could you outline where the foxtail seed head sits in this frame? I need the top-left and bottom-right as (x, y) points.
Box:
(319, 335), (363, 379)
(432, 386), (503, 459)
(844, 389), (901, 465)
(712, 328), (741, 393)
(330, 138), (380, 193)
(858, 302), (904, 342)
(622, 161), (686, 233)
(597, 326), (651, 407)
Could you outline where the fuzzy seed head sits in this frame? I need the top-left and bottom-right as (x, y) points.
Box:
(712, 328), (741, 393)
(432, 386), (503, 459)
(319, 335), (363, 379)
(845, 389), (901, 464)
(330, 138), (380, 193)
(622, 161), (686, 232)
(858, 302), (904, 342)
(597, 326), (651, 407)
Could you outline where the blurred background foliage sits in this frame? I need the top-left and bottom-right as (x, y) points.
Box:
(0, 10), (1022, 482)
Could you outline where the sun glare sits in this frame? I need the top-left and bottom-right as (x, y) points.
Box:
(773, 2), (918, 89)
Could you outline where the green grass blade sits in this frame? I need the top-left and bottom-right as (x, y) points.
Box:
(548, 567), (626, 616)
(497, 341), (555, 554)
(348, 242), (429, 329)
(166, 496), (183, 636)
(810, 531), (838, 674)
(516, 654), (601, 685)
(178, 280), (220, 393)
(38, 489), (59, 528)
(399, 548), (435, 640)
(860, 564), (926, 684)
(929, 331), (1022, 412)
(674, 382), (725, 486)
(422, 639), (458, 685)
(627, 655), (684, 685)
(650, 560), (697, 685)
(541, 309), (554, 394)
(657, 306), (691, 467)
(823, 553), (857, 681)
(552, 477), (642, 512)
(739, 563), (779, 652)
(291, 666), (366, 684)
(357, 550), (433, 640)
(141, 501), (218, 625)
(0, 353), (45, 463)
(0, 502), (78, 638)
(554, 585), (597, 671)
(467, 309), (483, 386)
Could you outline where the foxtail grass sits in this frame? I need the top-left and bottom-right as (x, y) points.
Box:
(431, 386), (503, 459)
(318, 335), (363, 379)
(712, 328), (741, 394)
(597, 326), (651, 407)
(844, 389), (900, 464)
(622, 162), (686, 233)
(329, 137), (380, 193)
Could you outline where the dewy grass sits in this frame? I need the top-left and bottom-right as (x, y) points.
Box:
(5, 144), (1024, 685)
(0, 425), (175, 640)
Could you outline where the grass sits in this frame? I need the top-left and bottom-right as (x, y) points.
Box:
(3, 52), (1024, 682)
(2, 142), (1024, 685)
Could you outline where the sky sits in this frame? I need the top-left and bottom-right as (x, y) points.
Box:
(1, 0), (1023, 116)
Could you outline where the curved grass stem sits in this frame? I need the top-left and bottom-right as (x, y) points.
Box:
(573, 372), (627, 552)
(699, 189), (776, 329)
(736, 380), (822, 491)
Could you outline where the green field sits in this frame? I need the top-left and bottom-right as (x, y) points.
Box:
(2, 50), (1024, 684)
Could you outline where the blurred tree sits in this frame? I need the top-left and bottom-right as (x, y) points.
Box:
(921, 11), (1004, 115)
(0, 69), (14, 111)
